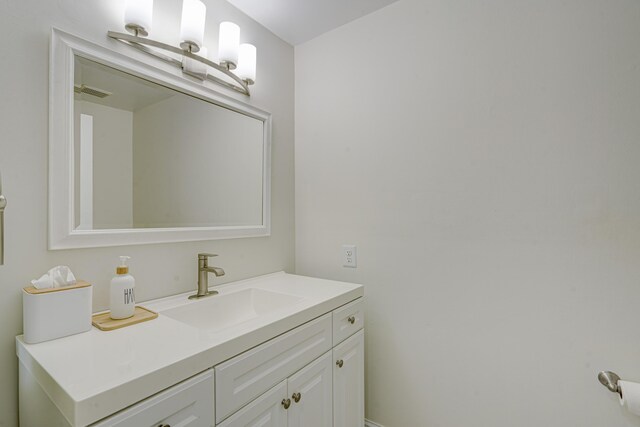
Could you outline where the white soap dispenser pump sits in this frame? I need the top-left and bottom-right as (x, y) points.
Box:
(109, 256), (136, 319)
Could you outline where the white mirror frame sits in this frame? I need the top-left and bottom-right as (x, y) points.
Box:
(49, 29), (271, 250)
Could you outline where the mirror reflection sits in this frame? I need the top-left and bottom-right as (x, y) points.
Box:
(73, 57), (264, 230)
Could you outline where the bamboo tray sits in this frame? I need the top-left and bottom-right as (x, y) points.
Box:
(92, 306), (158, 331)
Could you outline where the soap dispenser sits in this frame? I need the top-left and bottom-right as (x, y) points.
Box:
(110, 256), (135, 319)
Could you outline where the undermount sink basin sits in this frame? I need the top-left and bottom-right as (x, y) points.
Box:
(162, 288), (304, 333)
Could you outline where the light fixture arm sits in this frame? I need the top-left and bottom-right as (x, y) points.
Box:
(107, 31), (251, 96)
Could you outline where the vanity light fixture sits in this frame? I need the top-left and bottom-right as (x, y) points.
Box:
(236, 43), (257, 85)
(109, 0), (256, 95)
(182, 46), (208, 79)
(218, 22), (240, 70)
(124, 0), (153, 37)
(179, 0), (206, 52)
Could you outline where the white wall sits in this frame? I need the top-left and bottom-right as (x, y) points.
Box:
(132, 94), (263, 227)
(0, 1), (294, 425)
(76, 101), (134, 229)
(295, 0), (640, 426)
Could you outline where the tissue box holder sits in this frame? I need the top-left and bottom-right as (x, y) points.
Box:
(23, 281), (92, 344)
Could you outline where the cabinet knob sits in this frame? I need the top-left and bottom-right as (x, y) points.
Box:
(158, 424), (170, 427)
(292, 392), (302, 403)
(282, 398), (291, 409)
(336, 359), (344, 368)
(348, 316), (356, 324)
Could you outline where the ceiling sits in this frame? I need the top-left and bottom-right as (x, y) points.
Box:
(226, 0), (400, 45)
(75, 57), (174, 112)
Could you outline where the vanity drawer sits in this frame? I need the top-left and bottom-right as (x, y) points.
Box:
(332, 298), (364, 346)
(91, 369), (213, 427)
(215, 314), (332, 423)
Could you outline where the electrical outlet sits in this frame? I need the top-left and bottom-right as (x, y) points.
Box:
(342, 245), (357, 268)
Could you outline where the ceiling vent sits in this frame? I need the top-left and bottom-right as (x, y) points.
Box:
(74, 84), (112, 98)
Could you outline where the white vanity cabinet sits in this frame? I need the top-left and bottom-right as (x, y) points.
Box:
(218, 380), (288, 427)
(287, 351), (333, 427)
(17, 273), (365, 427)
(91, 369), (214, 427)
(219, 353), (333, 427)
(332, 299), (364, 346)
(214, 314), (333, 422)
(333, 330), (365, 427)
(216, 299), (364, 427)
(18, 366), (214, 427)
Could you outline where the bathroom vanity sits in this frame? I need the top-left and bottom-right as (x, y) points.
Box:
(17, 272), (364, 427)
(30, 27), (366, 427)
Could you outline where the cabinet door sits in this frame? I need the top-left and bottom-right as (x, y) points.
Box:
(217, 381), (287, 427)
(287, 352), (332, 427)
(333, 330), (364, 427)
(215, 314), (332, 423)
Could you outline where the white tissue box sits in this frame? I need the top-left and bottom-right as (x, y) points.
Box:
(22, 281), (92, 344)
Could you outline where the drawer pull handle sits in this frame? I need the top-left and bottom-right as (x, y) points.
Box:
(158, 425), (170, 427)
(336, 359), (344, 368)
(292, 392), (302, 403)
(282, 398), (291, 409)
(348, 316), (356, 324)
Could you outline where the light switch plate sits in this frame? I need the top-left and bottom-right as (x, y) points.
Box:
(342, 245), (357, 268)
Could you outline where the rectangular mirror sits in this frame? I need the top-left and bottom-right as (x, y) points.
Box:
(73, 57), (264, 230)
(50, 29), (271, 249)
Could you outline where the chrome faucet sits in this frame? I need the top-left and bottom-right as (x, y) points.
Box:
(189, 253), (225, 299)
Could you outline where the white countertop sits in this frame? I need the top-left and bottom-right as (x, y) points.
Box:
(16, 272), (363, 426)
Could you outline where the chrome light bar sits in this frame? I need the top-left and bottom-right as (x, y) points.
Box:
(107, 31), (251, 96)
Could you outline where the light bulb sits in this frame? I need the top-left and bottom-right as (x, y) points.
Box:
(124, 0), (153, 36)
(218, 22), (240, 70)
(179, 0), (206, 52)
(236, 43), (256, 84)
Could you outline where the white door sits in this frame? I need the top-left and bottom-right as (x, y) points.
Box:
(333, 330), (364, 427)
(287, 351), (333, 427)
(217, 381), (288, 427)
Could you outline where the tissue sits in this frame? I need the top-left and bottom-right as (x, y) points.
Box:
(31, 266), (77, 289)
(620, 381), (640, 416)
(31, 274), (53, 289)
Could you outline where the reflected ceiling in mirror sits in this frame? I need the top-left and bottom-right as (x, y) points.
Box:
(49, 29), (271, 249)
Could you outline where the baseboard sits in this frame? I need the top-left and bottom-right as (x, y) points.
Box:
(365, 419), (385, 427)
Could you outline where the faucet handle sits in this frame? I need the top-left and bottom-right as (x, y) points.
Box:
(198, 253), (218, 259)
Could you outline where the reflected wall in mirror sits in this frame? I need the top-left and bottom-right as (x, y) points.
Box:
(73, 57), (263, 230)
(49, 29), (271, 249)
